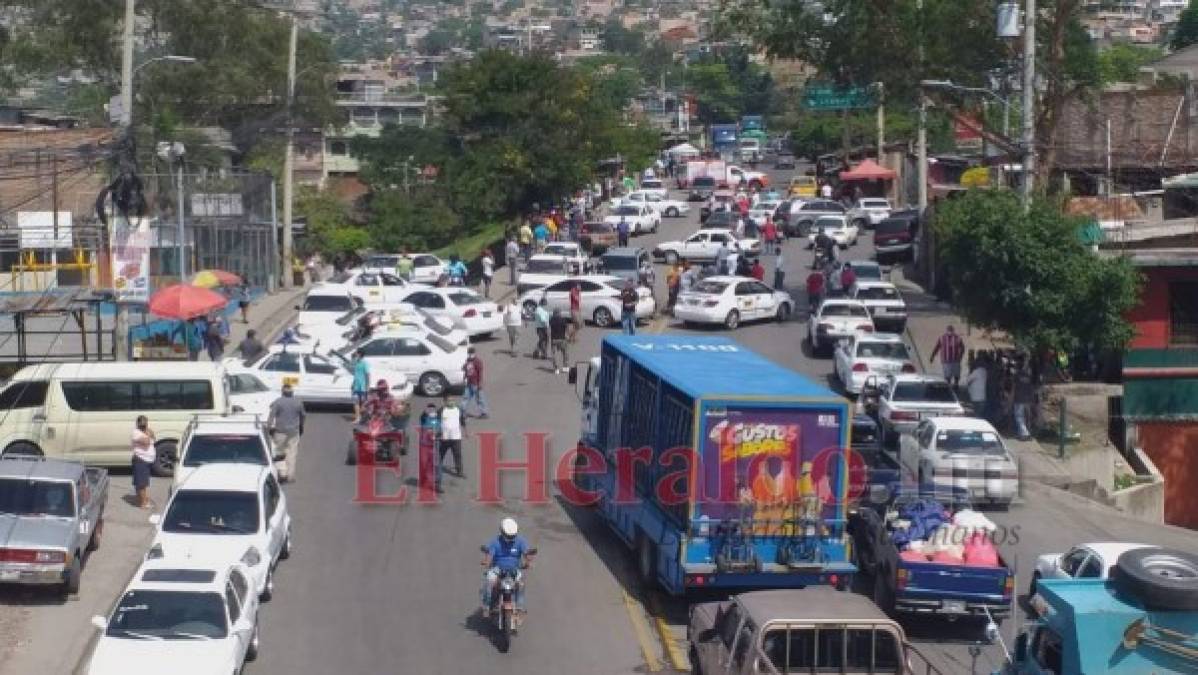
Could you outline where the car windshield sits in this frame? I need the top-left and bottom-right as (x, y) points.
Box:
(862, 199), (890, 208)
(893, 381), (958, 403)
(226, 374), (269, 395)
(816, 217), (845, 230)
(603, 256), (638, 270)
(106, 590), (227, 639)
(642, 180), (663, 189)
(692, 280), (729, 295)
(0, 478), (74, 517)
(936, 429), (1006, 455)
(421, 315), (453, 336)
(182, 435), (267, 468)
(525, 259), (564, 273)
(856, 286), (900, 301)
(364, 257), (398, 269)
(852, 264), (882, 280)
(875, 219), (910, 235)
(692, 177), (715, 188)
(163, 490), (259, 535)
(542, 245), (574, 257)
(301, 295), (352, 312)
(855, 342), (910, 360)
(821, 304), (869, 317)
(614, 206), (639, 216)
(448, 292), (483, 306)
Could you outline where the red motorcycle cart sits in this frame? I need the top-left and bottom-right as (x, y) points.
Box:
(345, 417), (405, 467)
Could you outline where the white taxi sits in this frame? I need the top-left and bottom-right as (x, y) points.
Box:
(832, 332), (916, 395)
(517, 275), (655, 328)
(226, 345), (413, 407)
(87, 558), (260, 675)
(338, 329), (468, 397)
(806, 299), (875, 355)
(317, 269), (424, 306)
(674, 276), (793, 329)
(806, 214), (860, 248)
(150, 464), (290, 602)
(399, 287), (503, 338)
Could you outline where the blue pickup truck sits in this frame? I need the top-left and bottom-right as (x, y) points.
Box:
(570, 335), (856, 595)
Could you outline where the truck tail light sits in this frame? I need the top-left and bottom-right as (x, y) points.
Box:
(896, 568), (909, 590)
(901, 363), (916, 373)
(852, 363), (869, 373)
(891, 411), (918, 421)
(1003, 576), (1015, 599)
(462, 309), (478, 318)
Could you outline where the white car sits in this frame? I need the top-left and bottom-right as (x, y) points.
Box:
(517, 255), (579, 296)
(541, 241), (591, 269)
(827, 259), (884, 294)
(620, 191), (690, 218)
(296, 288), (358, 328)
(399, 287), (503, 338)
(898, 416), (1018, 507)
(151, 464), (290, 602)
(833, 332), (916, 395)
(674, 276), (793, 328)
(806, 299), (875, 355)
(652, 229), (760, 265)
(748, 198), (783, 226)
(173, 415), (278, 489)
(847, 197), (893, 228)
(363, 253), (447, 284)
(1032, 543), (1156, 593)
(317, 269), (424, 306)
(226, 371), (275, 418)
(848, 280), (908, 332)
(806, 214), (859, 248)
(517, 275), (655, 328)
(876, 373), (965, 444)
(87, 558), (260, 675)
(340, 329), (467, 397)
(604, 203), (660, 234)
(639, 177), (668, 199)
(227, 345), (413, 407)
(367, 305), (470, 348)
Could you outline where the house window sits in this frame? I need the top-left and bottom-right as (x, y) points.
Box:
(1170, 281), (1198, 345)
(329, 141), (348, 156)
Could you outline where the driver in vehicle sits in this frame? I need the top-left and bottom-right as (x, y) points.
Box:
(480, 518), (532, 618)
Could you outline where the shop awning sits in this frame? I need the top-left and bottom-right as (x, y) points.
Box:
(1123, 348), (1198, 422)
(839, 158), (896, 182)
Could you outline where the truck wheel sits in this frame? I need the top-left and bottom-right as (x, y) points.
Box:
(666, 207), (679, 218)
(1113, 547), (1198, 611)
(151, 441), (177, 478)
(724, 310), (740, 330)
(637, 536), (657, 590)
(664, 251), (679, 266)
(593, 306), (614, 328)
(2, 441), (42, 457)
(62, 557), (81, 598)
(86, 516), (104, 553)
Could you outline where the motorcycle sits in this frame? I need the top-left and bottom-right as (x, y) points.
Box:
(481, 545), (537, 653)
(812, 246), (828, 270)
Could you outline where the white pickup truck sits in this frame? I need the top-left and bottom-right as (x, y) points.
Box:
(619, 190), (691, 218)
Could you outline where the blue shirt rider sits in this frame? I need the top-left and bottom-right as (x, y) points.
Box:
(480, 518), (533, 616)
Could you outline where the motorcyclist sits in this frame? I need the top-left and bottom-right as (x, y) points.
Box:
(480, 517), (533, 619)
(813, 227), (836, 269)
(363, 379), (395, 425)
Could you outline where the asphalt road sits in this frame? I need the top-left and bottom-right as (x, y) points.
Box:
(240, 166), (1198, 675)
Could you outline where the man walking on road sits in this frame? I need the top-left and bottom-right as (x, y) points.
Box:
(419, 403), (443, 495)
(929, 324), (966, 389)
(533, 299), (550, 359)
(480, 249), (495, 299)
(463, 347), (489, 418)
(351, 349), (370, 422)
(549, 309), (570, 374)
(505, 237), (520, 286)
(773, 246), (786, 291)
(965, 356), (989, 417)
(518, 222), (533, 259)
(503, 301), (522, 356)
(616, 217), (630, 248)
(568, 282), (582, 342)
(620, 280), (639, 335)
(439, 398), (466, 479)
(237, 329), (265, 363)
(267, 384), (305, 482)
(1012, 361), (1035, 441)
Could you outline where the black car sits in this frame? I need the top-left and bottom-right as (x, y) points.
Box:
(774, 153), (796, 170)
(702, 210), (741, 231)
(687, 176), (717, 202)
(873, 210), (920, 264)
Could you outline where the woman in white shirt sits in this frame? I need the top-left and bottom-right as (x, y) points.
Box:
(503, 302), (522, 356)
(130, 416), (156, 509)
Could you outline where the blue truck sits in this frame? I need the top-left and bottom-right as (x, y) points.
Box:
(568, 335), (855, 595)
(710, 123), (739, 158)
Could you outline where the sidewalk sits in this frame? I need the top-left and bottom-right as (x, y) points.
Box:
(891, 267), (1077, 487)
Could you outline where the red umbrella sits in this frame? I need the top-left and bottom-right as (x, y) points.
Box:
(148, 284), (229, 320)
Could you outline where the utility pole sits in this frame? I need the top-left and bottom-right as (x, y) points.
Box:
(876, 82), (885, 164)
(1021, 0), (1036, 206)
(281, 15), (297, 289)
(916, 0), (928, 213)
(113, 0), (136, 362)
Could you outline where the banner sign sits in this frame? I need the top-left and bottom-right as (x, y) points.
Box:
(111, 214), (151, 302)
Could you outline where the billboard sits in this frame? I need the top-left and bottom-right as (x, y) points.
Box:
(110, 214), (151, 302)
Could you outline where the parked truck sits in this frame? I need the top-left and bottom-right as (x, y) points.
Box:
(711, 123), (739, 158)
(0, 456), (108, 597)
(568, 335), (856, 595)
(681, 160), (769, 191)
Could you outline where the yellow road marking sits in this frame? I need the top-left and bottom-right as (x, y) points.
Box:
(649, 593), (689, 672)
(622, 590), (663, 672)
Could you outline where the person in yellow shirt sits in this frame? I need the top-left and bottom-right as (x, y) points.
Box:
(518, 222), (534, 258)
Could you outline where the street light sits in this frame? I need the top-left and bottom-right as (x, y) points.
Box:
(156, 142), (188, 280)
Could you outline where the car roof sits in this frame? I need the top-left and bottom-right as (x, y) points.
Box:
(888, 373), (948, 384)
(852, 332), (905, 343)
(820, 299), (869, 308)
(10, 361), (224, 382)
(263, 343), (320, 356)
(128, 558), (238, 593)
(737, 588), (890, 623)
(0, 456), (84, 482)
(527, 254), (567, 262)
(854, 280), (898, 289)
(698, 275), (760, 284)
(922, 416), (998, 432)
(175, 463), (267, 493)
(602, 247), (646, 258)
(305, 286), (354, 297)
(188, 416), (263, 436)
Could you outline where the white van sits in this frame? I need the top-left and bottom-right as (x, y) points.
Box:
(0, 362), (233, 476)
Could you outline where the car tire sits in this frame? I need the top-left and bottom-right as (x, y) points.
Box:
(666, 207), (679, 218)
(724, 310), (740, 330)
(593, 306), (614, 328)
(1029, 571), (1041, 598)
(260, 570), (274, 601)
(775, 304), (790, 323)
(151, 441), (177, 478)
(853, 218), (867, 230)
(86, 516), (103, 552)
(637, 535), (657, 590)
(280, 527), (292, 560)
(2, 441), (42, 457)
(245, 622), (260, 661)
(1113, 547), (1198, 611)
(664, 251), (679, 266)
(61, 557), (81, 598)
(418, 372), (449, 397)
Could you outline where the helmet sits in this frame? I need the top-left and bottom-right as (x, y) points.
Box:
(500, 518), (518, 538)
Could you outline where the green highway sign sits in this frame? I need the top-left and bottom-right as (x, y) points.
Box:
(803, 84), (875, 110)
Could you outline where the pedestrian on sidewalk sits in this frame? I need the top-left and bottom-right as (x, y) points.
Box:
(439, 398), (466, 479)
(929, 325), (966, 389)
(237, 282), (251, 324)
(533, 299), (550, 359)
(620, 280), (639, 335)
(238, 329), (265, 363)
(505, 237), (520, 287)
(463, 347), (489, 418)
(547, 309), (569, 374)
(568, 282), (582, 341)
(1012, 362), (1035, 441)
(205, 314), (226, 361)
(184, 318), (203, 361)
(419, 403), (443, 494)
(519, 221), (533, 259)
(534, 221), (549, 253)
(965, 355), (989, 417)
(267, 384), (305, 482)
(480, 249), (495, 299)
(772, 245), (786, 291)
(503, 301), (522, 356)
(130, 415), (156, 509)
(351, 349), (370, 422)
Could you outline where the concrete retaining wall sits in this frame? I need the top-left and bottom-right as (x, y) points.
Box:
(1111, 447), (1166, 525)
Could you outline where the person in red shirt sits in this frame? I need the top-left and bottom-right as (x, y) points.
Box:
(750, 258), (765, 281)
(568, 282), (582, 342)
(463, 347), (488, 418)
(840, 262), (857, 293)
(806, 271), (825, 312)
(762, 217), (777, 247)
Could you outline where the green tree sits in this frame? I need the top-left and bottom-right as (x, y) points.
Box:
(934, 190), (1141, 353)
(1097, 43), (1163, 84)
(602, 18), (647, 56)
(1173, 0), (1198, 50)
(366, 190), (465, 251)
(686, 62), (741, 124)
(294, 187), (365, 257)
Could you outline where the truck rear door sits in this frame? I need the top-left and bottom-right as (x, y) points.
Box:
(900, 560), (1010, 609)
